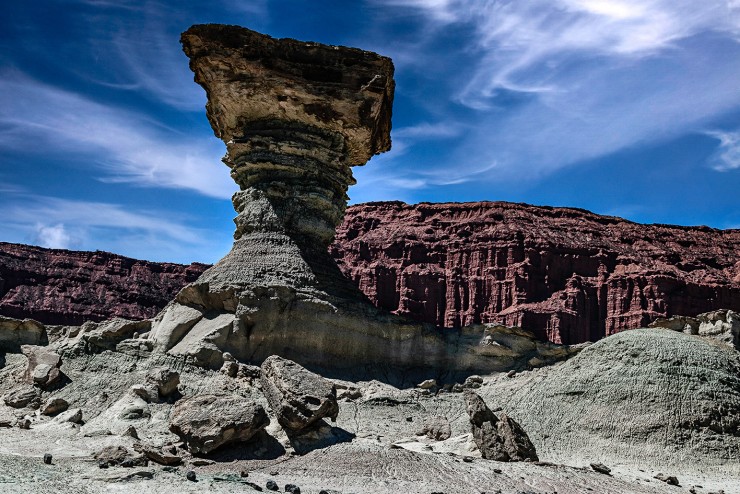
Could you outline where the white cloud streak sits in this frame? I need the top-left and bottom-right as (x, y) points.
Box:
(34, 224), (73, 249)
(373, 0), (740, 180)
(0, 194), (221, 262)
(0, 71), (233, 199)
(707, 130), (740, 171)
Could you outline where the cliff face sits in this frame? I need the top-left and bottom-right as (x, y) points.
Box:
(3, 200), (740, 344)
(331, 201), (740, 344)
(0, 242), (207, 325)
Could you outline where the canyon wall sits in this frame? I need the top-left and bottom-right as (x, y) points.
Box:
(3, 200), (740, 344)
(331, 201), (740, 344)
(0, 242), (207, 325)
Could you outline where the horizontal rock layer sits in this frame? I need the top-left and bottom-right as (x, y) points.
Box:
(331, 201), (740, 344)
(0, 242), (207, 325)
(3, 200), (740, 345)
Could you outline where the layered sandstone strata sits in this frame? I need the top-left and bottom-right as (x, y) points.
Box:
(332, 201), (740, 344)
(0, 242), (207, 325)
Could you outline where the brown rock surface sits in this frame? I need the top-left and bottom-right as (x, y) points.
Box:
(0, 242), (207, 325)
(332, 201), (740, 344)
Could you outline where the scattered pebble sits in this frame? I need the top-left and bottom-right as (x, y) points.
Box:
(186, 470), (197, 482)
(266, 480), (279, 491)
(285, 484), (300, 494)
(43, 454), (52, 465)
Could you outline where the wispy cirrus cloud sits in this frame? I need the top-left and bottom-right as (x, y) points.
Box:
(707, 130), (740, 171)
(370, 0), (740, 183)
(0, 71), (232, 199)
(0, 194), (218, 262)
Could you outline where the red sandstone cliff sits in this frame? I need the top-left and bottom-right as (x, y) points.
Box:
(0, 242), (208, 325)
(3, 201), (740, 344)
(331, 201), (740, 344)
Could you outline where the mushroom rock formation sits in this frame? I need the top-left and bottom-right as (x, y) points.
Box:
(148, 24), (417, 373)
(145, 24), (580, 379)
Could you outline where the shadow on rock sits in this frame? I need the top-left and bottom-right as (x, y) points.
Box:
(287, 419), (356, 455)
(208, 429), (286, 462)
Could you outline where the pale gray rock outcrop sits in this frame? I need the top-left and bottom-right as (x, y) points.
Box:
(651, 309), (740, 350)
(260, 355), (338, 433)
(0, 316), (45, 351)
(130, 24), (590, 381)
(483, 328), (740, 467)
(169, 394), (269, 454)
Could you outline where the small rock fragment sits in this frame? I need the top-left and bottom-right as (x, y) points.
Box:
(146, 367), (180, 398)
(417, 379), (437, 389)
(266, 480), (279, 491)
(590, 462), (611, 475)
(464, 391), (538, 462)
(122, 425), (139, 439)
(285, 484), (300, 494)
(654, 473), (679, 486)
(186, 470), (197, 482)
(135, 443), (182, 466)
(464, 375), (483, 388)
(43, 453), (52, 464)
(18, 416), (31, 429)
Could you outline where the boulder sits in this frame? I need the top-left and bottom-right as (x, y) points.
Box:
(464, 391), (537, 462)
(41, 397), (69, 416)
(3, 385), (41, 409)
(145, 367), (180, 399)
(169, 394), (269, 455)
(260, 356), (339, 433)
(21, 345), (62, 387)
(418, 416), (452, 441)
(55, 408), (83, 424)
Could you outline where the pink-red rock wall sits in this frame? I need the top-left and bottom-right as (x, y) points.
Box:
(330, 201), (740, 344)
(0, 242), (208, 325)
(3, 201), (740, 344)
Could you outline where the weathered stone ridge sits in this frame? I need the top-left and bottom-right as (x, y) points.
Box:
(0, 242), (207, 325)
(331, 201), (740, 344)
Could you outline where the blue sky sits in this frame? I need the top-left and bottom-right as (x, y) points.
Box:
(1, 0), (739, 263)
